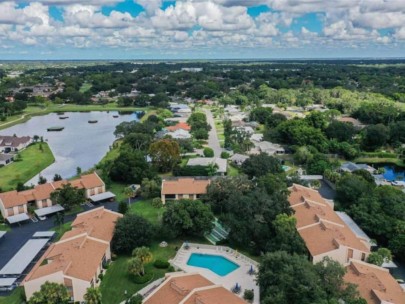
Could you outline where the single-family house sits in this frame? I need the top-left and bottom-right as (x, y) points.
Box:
(340, 162), (375, 174)
(143, 272), (247, 304)
(187, 157), (227, 175)
(24, 207), (122, 302)
(230, 153), (249, 166)
(235, 126), (254, 135)
(337, 117), (366, 129)
(161, 177), (211, 204)
(344, 260), (405, 304)
(250, 133), (263, 144)
(256, 141), (285, 155)
(0, 154), (14, 166)
(0, 135), (32, 153)
(0, 173), (106, 223)
(168, 129), (192, 139)
(166, 122), (191, 132)
(288, 184), (371, 265)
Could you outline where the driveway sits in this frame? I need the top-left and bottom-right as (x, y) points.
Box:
(203, 109), (222, 157)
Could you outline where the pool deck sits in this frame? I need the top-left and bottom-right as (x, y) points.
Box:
(170, 243), (260, 304)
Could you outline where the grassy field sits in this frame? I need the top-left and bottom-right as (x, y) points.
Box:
(130, 200), (165, 226)
(354, 157), (405, 167)
(0, 287), (25, 304)
(0, 143), (55, 191)
(79, 82), (92, 93)
(227, 163), (240, 176)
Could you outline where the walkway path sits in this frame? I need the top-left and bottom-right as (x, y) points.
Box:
(204, 108), (222, 157)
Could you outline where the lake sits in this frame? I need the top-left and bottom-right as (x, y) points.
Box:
(0, 111), (138, 185)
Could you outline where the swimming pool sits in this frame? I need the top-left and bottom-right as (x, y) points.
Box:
(187, 253), (239, 276)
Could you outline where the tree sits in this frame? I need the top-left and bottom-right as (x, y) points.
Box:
(126, 294), (143, 304)
(361, 124), (389, 151)
(38, 175), (47, 185)
(293, 146), (314, 165)
(336, 174), (373, 208)
(367, 248), (392, 266)
(163, 199), (214, 237)
(132, 246), (153, 264)
(325, 120), (356, 142)
(250, 107), (273, 124)
(110, 150), (154, 184)
(84, 287), (102, 304)
(124, 186), (133, 205)
(29, 281), (70, 304)
(50, 183), (86, 211)
(76, 167), (82, 175)
(123, 133), (152, 151)
(128, 257), (144, 276)
(241, 154), (283, 178)
(203, 147), (214, 157)
(149, 139), (181, 172)
(118, 200), (129, 214)
(112, 214), (154, 255)
(54, 212), (64, 228)
(265, 113), (287, 129)
(140, 177), (161, 199)
(53, 174), (63, 182)
(389, 120), (405, 144)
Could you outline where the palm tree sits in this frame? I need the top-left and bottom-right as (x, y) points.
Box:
(132, 246), (152, 264)
(84, 287), (102, 304)
(128, 257), (144, 276)
(124, 187), (133, 206)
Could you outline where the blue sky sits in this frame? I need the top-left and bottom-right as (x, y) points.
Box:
(0, 0), (404, 59)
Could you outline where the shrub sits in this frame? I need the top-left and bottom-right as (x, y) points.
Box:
(243, 289), (254, 302)
(220, 151), (230, 159)
(130, 272), (153, 284)
(203, 147), (214, 157)
(167, 266), (175, 272)
(118, 200), (129, 214)
(151, 198), (163, 208)
(153, 259), (170, 269)
(98, 273), (104, 281)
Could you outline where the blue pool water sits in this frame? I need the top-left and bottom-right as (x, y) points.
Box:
(383, 166), (405, 181)
(187, 253), (239, 276)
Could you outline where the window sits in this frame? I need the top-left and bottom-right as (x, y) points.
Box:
(361, 253), (366, 261)
(165, 194), (176, 200)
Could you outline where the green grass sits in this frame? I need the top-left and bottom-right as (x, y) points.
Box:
(100, 241), (181, 304)
(354, 157), (405, 167)
(108, 181), (128, 202)
(0, 223), (10, 231)
(129, 200), (165, 226)
(0, 143), (55, 191)
(79, 82), (92, 93)
(51, 221), (72, 241)
(0, 287), (25, 304)
(227, 163), (240, 177)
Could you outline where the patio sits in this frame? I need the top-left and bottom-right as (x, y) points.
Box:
(170, 243), (260, 304)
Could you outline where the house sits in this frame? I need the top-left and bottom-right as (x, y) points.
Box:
(168, 129), (192, 139)
(337, 116), (366, 129)
(255, 141), (285, 155)
(250, 133), (263, 144)
(24, 207), (122, 302)
(235, 126), (254, 135)
(170, 104), (191, 113)
(0, 173), (106, 223)
(288, 184), (371, 265)
(187, 157), (227, 175)
(344, 260), (405, 304)
(0, 154), (14, 166)
(166, 122), (191, 132)
(230, 153), (249, 166)
(0, 135), (32, 153)
(161, 178), (211, 204)
(340, 162), (375, 174)
(143, 272), (247, 304)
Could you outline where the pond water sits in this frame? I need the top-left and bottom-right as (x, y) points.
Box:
(0, 111), (138, 185)
(382, 165), (405, 181)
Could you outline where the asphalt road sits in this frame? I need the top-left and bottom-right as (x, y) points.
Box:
(204, 108), (222, 157)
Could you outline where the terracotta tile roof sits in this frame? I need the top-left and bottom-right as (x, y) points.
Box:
(25, 234), (108, 283)
(166, 122), (191, 132)
(32, 183), (54, 201)
(0, 191), (27, 208)
(61, 207), (122, 243)
(344, 260), (405, 304)
(182, 285), (247, 304)
(288, 184), (370, 257)
(144, 273), (214, 304)
(75, 173), (105, 189)
(161, 178), (210, 195)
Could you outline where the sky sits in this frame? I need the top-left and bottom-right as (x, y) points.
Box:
(0, 0), (404, 60)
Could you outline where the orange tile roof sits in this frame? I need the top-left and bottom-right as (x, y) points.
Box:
(161, 178), (210, 195)
(61, 207), (122, 243)
(166, 122), (191, 132)
(0, 173), (104, 209)
(182, 285), (247, 304)
(25, 234), (108, 283)
(344, 260), (405, 304)
(288, 184), (370, 257)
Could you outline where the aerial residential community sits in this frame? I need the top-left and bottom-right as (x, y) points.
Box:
(1, 1), (405, 304)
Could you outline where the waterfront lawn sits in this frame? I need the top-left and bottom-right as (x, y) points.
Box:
(100, 241), (180, 304)
(0, 287), (25, 304)
(130, 200), (165, 226)
(0, 143), (55, 191)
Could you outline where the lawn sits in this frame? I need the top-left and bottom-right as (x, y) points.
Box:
(0, 143), (55, 191)
(108, 181), (128, 202)
(227, 163), (240, 176)
(0, 222), (10, 231)
(100, 241), (181, 304)
(79, 82), (92, 93)
(354, 157), (405, 167)
(0, 287), (25, 304)
(130, 200), (165, 226)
